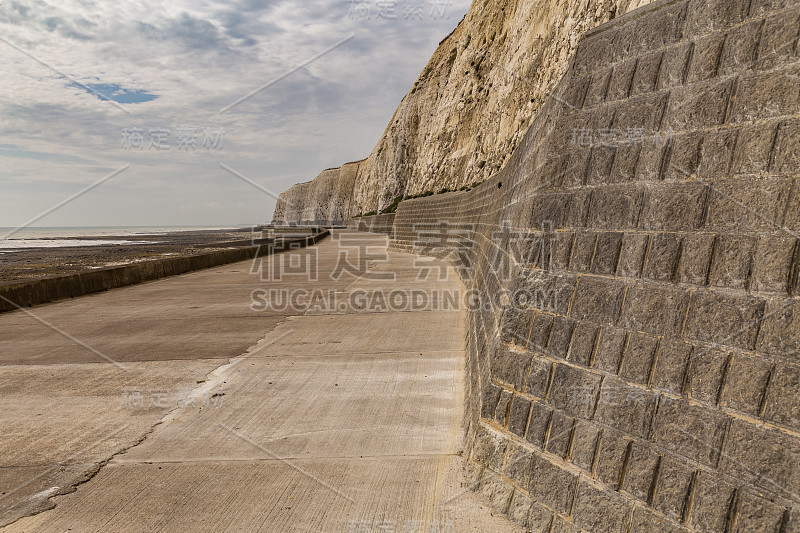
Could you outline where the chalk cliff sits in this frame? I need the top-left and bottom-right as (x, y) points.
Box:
(273, 0), (653, 222)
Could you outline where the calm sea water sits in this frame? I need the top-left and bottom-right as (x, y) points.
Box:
(0, 226), (238, 250)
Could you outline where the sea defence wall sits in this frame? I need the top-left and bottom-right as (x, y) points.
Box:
(351, 0), (800, 530)
(0, 232), (329, 313)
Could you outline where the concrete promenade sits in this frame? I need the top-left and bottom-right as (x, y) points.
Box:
(0, 232), (518, 532)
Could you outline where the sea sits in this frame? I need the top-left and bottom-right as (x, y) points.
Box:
(0, 226), (239, 251)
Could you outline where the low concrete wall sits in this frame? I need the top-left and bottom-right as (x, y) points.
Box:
(352, 0), (800, 530)
(0, 232), (330, 314)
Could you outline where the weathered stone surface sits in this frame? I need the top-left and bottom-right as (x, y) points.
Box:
(652, 398), (728, 467)
(594, 326), (627, 374)
(572, 480), (633, 533)
(570, 277), (626, 324)
(548, 363), (601, 418)
(652, 339), (692, 394)
(528, 453), (578, 514)
(684, 291), (765, 350)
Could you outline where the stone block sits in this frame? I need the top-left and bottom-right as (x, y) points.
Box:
(594, 326), (627, 374)
(636, 135), (671, 181)
(621, 442), (660, 502)
(620, 283), (691, 337)
(574, 29), (616, 75)
(471, 424), (508, 471)
(684, 291), (765, 350)
(731, 122), (779, 175)
(685, 0), (749, 35)
(596, 428), (631, 487)
(763, 361), (800, 430)
(698, 128), (738, 179)
(526, 355), (553, 398)
(631, 507), (689, 533)
(652, 454), (695, 521)
(642, 183), (708, 232)
(608, 142), (641, 183)
(732, 490), (788, 533)
(730, 67), (800, 123)
(500, 307), (534, 347)
(705, 177), (791, 232)
(652, 339), (692, 394)
(572, 480), (633, 533)
(571, 420), (600, 472)
(546, 410), (575, 458)
(595, 377), (657, 439)
(621, 0), (688, 57)
(509, 395), (533, 437)
(570, 231), (598, 272)
(550, 517), (580, 533)
(631, 51), (664, 96)
(548, 363), (602, 418)
(566, 189), (593, 228)
(643, 233), (681, 281)
(687, 33), (726, 82)
(502, 440), (534, 489)
(691, 471), (736, 533)
(719, 419), (800, 499)
(755, 9), (800, 72)
(657, 41), (693, 90)
(489, 479), (514, 514)
(570, 277), (626, 324)
(547, 315), (576, 359)
(619, 332), (659, 386)
(528, 312), (553, 354)
(663, 131), (704, 181)
(708, 234), (755, 289)
(482, 382), (502, 419)
(718, 18), (763, 75)
(587, 145), (617, 185)
(720, 353), (773, 416)
(567, 322), (599, 367)
(525, 400), (552, 448)
(665, 79), (734, 129)
(492, 344), (531, 390)
(529, 193), (570, 228)
(687, 346), (730, 405)
(507, 490), (534, 528)
(586, 186), (645, 229)
(751, 234), (797, 293)
(617, 233), (649, 278)
(772, 119), (800, 175)
(607, 58), (637, 101)
(528, 501), (554, 533)
(678, 233), (715, 285)
(495, 389), (513, 426)
(613, 93), (669, 132)
(524, 272), (576, 315)
(652, 397), (729, 467)
(528, 453), (578, 514)
(591, 232), (623, 275)
(585, 68), (612, 108)
(551, 231), (575, 271)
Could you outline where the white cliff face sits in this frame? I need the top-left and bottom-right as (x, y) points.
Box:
(274, 0), (654, 223)
(273, 160), (363, 224)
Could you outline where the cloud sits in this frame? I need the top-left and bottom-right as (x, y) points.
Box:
(0, 0), (470, 226)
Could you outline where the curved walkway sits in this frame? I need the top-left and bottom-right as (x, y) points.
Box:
(1, 232), (519, 532)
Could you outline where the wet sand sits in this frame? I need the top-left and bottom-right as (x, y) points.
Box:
(0, 228), (264, 283)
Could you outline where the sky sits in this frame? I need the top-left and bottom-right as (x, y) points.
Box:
(0, 0), (470, 228)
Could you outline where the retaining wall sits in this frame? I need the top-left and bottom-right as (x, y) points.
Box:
(352, 0), (800, 530)
(0, 232), (330, 313)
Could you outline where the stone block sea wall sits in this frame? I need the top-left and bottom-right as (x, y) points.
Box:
(353, 0), (800, 530)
